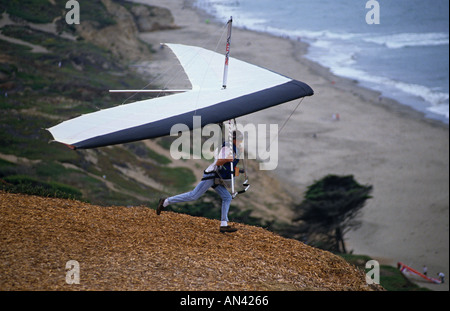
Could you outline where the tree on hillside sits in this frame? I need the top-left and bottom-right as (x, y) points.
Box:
(294, 175), (373, 253)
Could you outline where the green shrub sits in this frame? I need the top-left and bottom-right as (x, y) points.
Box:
(2, 175), (82, 200)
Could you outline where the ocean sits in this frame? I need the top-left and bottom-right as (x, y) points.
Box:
(194, 0), (450, 123)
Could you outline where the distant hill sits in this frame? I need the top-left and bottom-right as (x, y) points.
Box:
(0, 191), (382, 291)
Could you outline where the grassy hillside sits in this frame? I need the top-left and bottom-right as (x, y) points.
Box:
(0, 0), (177, 206)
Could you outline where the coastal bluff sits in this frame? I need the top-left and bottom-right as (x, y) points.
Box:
(0, 191), (381, 291)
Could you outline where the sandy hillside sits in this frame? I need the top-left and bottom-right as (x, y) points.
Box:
(0, 191), (380, 291)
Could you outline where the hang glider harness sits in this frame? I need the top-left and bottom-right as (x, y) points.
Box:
(201, 118), (251, 198)
(215, 18), (250, 198)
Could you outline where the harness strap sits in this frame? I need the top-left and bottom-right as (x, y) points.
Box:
(201, 171), (217, 181)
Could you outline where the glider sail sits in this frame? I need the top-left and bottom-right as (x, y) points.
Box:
(48, 43), (313, 149)
(397, 262), (441, 284)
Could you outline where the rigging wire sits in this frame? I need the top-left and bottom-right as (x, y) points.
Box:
(164, 21), (229, 97)
(119, 21), (229, 107)
(193, 21), (229, 115)
(268, 97), (305, 150)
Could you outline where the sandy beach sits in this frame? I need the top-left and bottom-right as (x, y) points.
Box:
(132, 0), (448, 290)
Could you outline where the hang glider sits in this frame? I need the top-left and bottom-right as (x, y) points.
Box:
(397, 262), (441, 284)
(47, 30), (313, 150)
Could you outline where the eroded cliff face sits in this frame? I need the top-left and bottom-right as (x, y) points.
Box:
(128, 3), (179, 32)
(75, 0), (154, 61)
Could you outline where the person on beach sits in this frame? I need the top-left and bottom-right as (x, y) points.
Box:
(156, 131), (243, 233)
(438, 272), (445, 284)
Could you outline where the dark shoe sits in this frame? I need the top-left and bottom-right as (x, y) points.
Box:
(156, 197), (166, 215)
(220, 225), (238, 233)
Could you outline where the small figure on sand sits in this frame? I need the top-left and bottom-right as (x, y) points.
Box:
(437, 272), (445, 284)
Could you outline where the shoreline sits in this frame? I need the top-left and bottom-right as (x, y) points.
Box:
(191, 1), (449, 129)
(292, 44), (449, 130)
(132, 0), (449, 291)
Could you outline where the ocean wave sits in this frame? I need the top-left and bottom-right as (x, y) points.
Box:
(249, 24), (360, 43)
(330, 64), (448, 105)
(363, 32), (449, 49)
(322, 65), (449, 119)
(194, 0), (449, 121)
(427, 104), (450, 119)
(265, 28), (450, 50)
(273, 28), (449, 120)
(195, 0), (268, 29)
